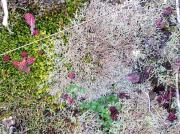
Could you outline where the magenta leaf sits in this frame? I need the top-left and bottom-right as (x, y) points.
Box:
(12, 56), (35, 74)
(67, 96), (75, 105)
(24, 13), (35, 27)
(126, 73), (140, 83)
(156, 95), (163, 104)
(110, 114), (118, 121)
(167, 112), (177, 122)
(109, 106), (118, 114)
(163, 6), (173, 16)
(12, 59), (30, 74)
(24, 13), (36, 35)
(26, 57), (36, 65)
(109, 106), (119, 121)
(12, 59), (26, 70)
(3, 55), (11, 62)
(155, 18), (166, 29)
(68, 72), (76, 79)
(33, 29), (39, 36)
(21, 51), (28, 58)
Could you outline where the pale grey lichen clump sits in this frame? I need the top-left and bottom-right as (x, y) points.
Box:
(48, 0), (180, 133)
(50, 0), (161, 98)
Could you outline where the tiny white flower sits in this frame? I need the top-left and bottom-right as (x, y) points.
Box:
(2, 116), (15, 128)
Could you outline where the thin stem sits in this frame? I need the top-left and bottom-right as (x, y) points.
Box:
(175, 68), (180, 121)
(176, 0), (180, 23)
(1, 0), (8, 27)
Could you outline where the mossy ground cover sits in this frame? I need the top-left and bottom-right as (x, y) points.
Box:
(0, 0), (87, 133)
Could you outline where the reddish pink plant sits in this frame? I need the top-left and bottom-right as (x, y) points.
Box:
(33, 29), (39, 36)
(24, 13), (35, 27)
(163, 6), (173, 16)
(26, 57), (36, 65)
(157, 89), (176, 104)
(68, 72), (76, 79)
(62, 93), (75, 105)
(156, 95), (163, 103)
(62, 93), (69, 99)
(21, 51), (28, 58)
(13, 59), (30, 73)
(167, 112), (177, 122)
(109, 106), (118, 114)
(12, 57), (36, 74)
(67, 96), (75, 105)
(3, 55), (11, 62)
(109, 106), (119, 121)
(24, 13), (36, 35)
(111, 113), (118, 121)
(155, 18), (166, 29)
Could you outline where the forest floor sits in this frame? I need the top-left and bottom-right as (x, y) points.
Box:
(0, 0), (179, 133)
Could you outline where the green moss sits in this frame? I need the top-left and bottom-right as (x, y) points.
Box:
(0, 0), (87, 133)
(83, 53), (93, 63)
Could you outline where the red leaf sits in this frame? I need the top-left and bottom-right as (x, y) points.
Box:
(12, 59), (31, 74)
(24, 13), (35, 27)
(109, 106), (119, 115)
(13, 59), (26, 69)
(167, 112), (177, 122)
(33, 29), (39, 36)
(155, 18), (166, 29)
(22, 66), (30, 74)
(18, 59), (27, 70)
(3, 55), (11, 62)
(67, 96), (75, 105)
(110, 113), (118, 121)
(26, 57), (36, 65)
(12, 61), (20, 68)
(12, 54), (35, 73)
(21, 51), (28, 58)
(68, 72), (76, 79)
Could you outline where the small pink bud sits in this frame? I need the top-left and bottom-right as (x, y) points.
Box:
(68, 72), (76, 79)
(3, 55), (11, 62)
(33, 29), (39, 36)
(109, 106), (118, 115)
(109, 106), (119, 121)
(156, 95), (163, 104)
(67, 97), (75, 105)
(155, 18), (166, 29)
(26, 57), (36, 65)
(21, 51), (28, 58)
(167, 112), (177, 122)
